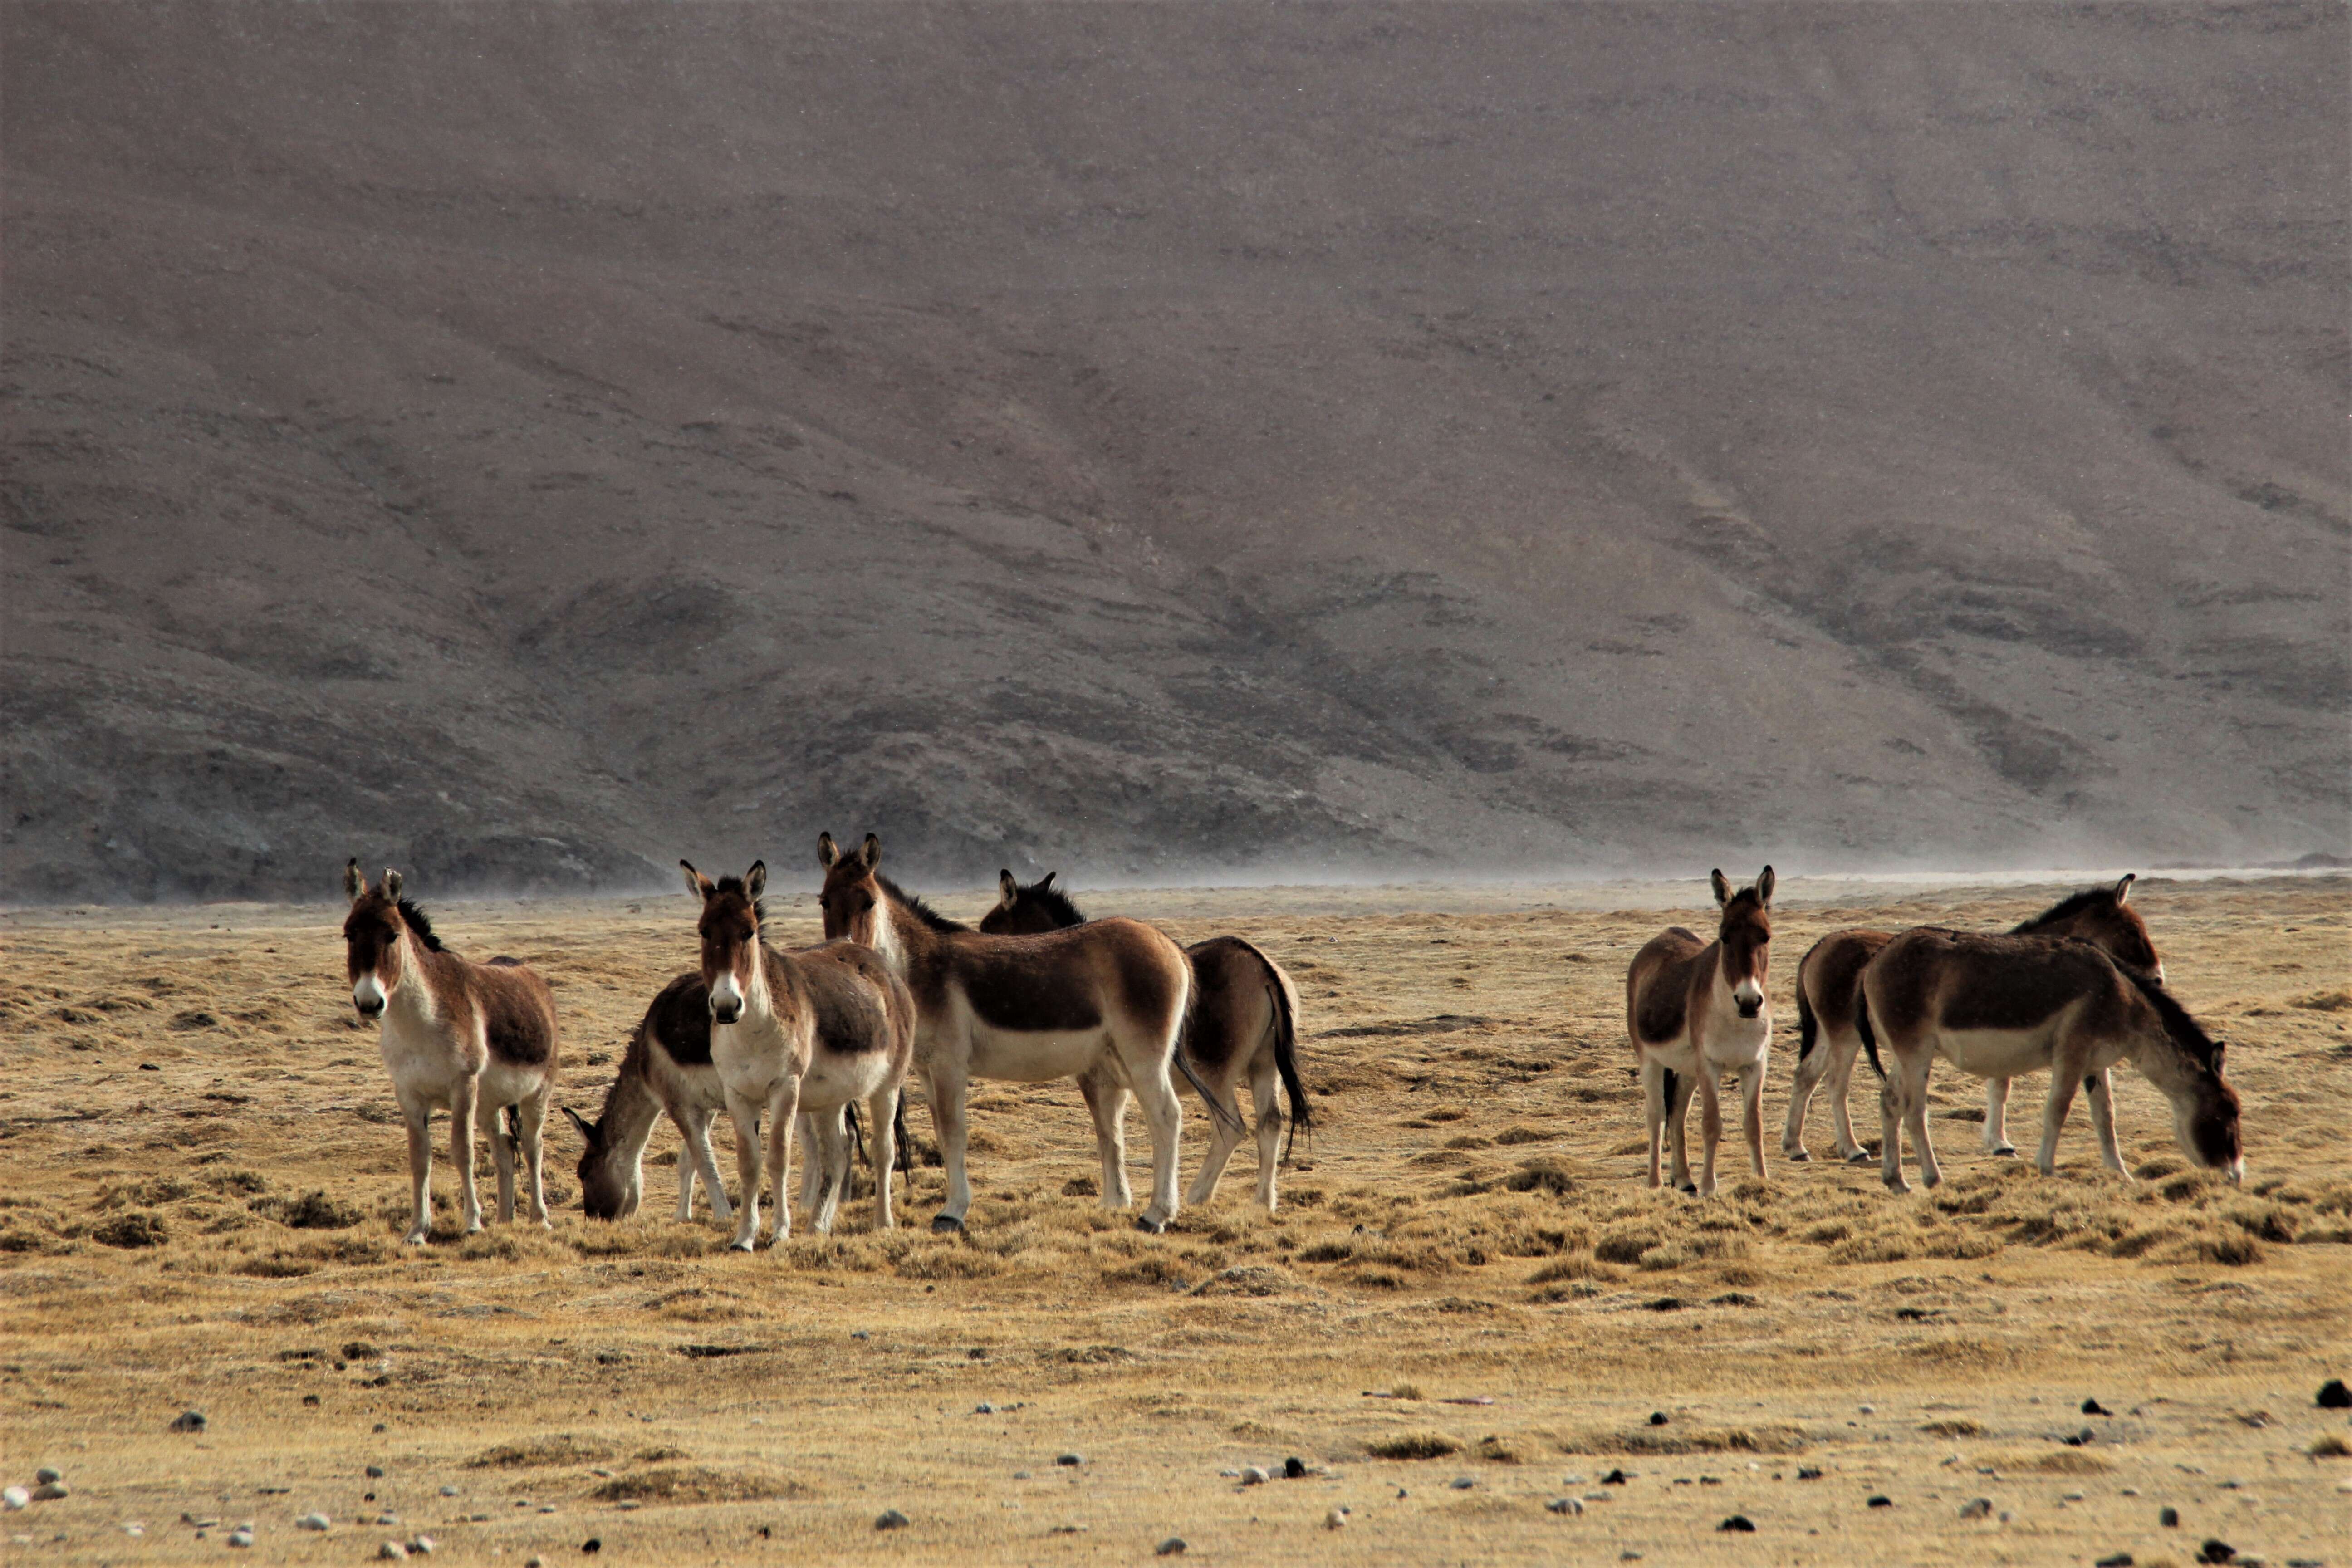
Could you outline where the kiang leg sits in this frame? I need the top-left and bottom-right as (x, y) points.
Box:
(449, 1074), (484, 1233)
(868, 1085), (899, 1230)
(1250, 1058), (1283, 1214)
(515, 1089), (550, 1225)
(2036, 1052), (2087, 1177)
(927, 1062), (974, 1232)
(1641, 1054), (1669, 1190)
(1983, 1077), (2017, 1156)
(1183, 1063), (1247, 1210)
(399, 1092), (435, 1245)
(1078, 1061), (1132, 1209)
(1828, 1033), (1869, 1162)
(2084, 1068), (2129, 1177)
(723, 1090), (764, 1251)
(1130, 1049), (1185, 1234)
(1695, 1067), (1724, 1198)
(1666, 1067), (1700, 1195)
(1901, 1053), (1942, 1189)
(1879, 1054), (1909, 1195)
(484, 1098), (517, 1225)
(768, 1080), (800, 1245)
(685, 1108), (734, 1223)
(1740, 1057), (1768, 1180)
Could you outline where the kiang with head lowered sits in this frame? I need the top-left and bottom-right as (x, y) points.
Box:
(1625, 867), (1776, 1197)
(817, 832), (1195, 1233)
(1856, 925), (2243, 1193)
(664, 860), (916, 1251)
(1784, 875), (2163, 1165)
(982, 871), (1311, 1213)
(340, 861), (558, 1245)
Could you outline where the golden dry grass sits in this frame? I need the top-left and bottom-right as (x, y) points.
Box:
(2, 873), (2347, 1564)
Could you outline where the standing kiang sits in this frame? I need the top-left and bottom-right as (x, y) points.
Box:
(816, 832), (1195, 1233)
(1625, 867), (1776, 1197)
(1783, 875), (2163, 1165)
(340, 861), (558, 1245)
(682, 861), (916, 1250)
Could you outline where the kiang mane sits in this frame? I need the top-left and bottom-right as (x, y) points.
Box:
(2122, 963), (2220, 1070)
(396, 897), (446, 952)
(878, 875), (967, 933)
(2012, 887), (2116, 933)
(1021, 879), (1088, 927)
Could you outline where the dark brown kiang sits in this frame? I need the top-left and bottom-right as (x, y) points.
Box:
(1624, 868), (1776, 1197)
(816, 832), (1195, 1232)
(1785, 875), (2163, 1164)
(341, 859), (559, 1245)
(1856, 926), (2242, 1192)
(679, 860), (916, 1250)
(980, 871), (1311, 1213)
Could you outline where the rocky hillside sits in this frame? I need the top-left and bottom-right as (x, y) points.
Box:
(5, 1), (2344, 901)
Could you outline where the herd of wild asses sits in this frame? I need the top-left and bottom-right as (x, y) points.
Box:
(338, 840), (2245, 1250)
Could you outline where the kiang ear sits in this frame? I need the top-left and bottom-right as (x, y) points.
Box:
(817, 832), (839, 870)
(382, 868), (403, 901)
(744, 861), (767, 901)
(2211, 1041), (2227, 1073)
(998, 869), (1019, 905)
(680, 859), (714, 899)
(1710, 868), (1732, 906)
(2114, 872), (2136, 904)
(1756, 866), (1776, 906)
(859, 833), (882, 871)
(343, 858), (366, 902)
(1040, 871), (1058, 891)
(561, 1106), (595, 1142)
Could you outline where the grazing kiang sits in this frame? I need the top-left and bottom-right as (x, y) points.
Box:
(1624, 867), (1776, 1197)
(1784, 874), (2162, 1164)
(981, 871), (1311, 1212)
(817, 832), (1195, 1233)
(564, 971), (736, 1227)
(340, 860), (558, 1245)
(1856, 928), (2243, 1192)
(683, 860), (916, 1250)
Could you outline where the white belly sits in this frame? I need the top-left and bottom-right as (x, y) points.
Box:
(965, 1023), (1111, 1083)
(796, 1050), (895, 1113)
(1702, 1009), (1772, 1071)
(712, 1016), (799, 1102)
(1933, 1029), (2057, 1081)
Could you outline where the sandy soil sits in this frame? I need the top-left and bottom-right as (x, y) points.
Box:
(2, 873), (2347, 1565)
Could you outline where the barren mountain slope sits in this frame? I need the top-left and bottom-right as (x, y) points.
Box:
(4, 2), (2345, 900)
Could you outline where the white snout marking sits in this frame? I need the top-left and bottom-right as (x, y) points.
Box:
(2154, 962), (2168, 985)
(2227, 1156), (2244, 1185)
(1733, 977), (1764, 1009)
(353, 975), (387, 1013)
(709, 971), (744, 1017)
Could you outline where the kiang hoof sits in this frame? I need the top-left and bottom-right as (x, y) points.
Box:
(728, 1236), (757, 1253)
(1677, 1183), (1699, 1198)
(1989, 1145), (2019, 1158)
(1134, 1215), (1169, 1235)
(1785, 1149), (1811, 1163)
(931, 1214), (967, 1235)
(1845, 1151), (1876, 1166)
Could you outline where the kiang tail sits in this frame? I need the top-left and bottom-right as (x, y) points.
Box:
(1856, 991), (1885, 1079)
(1263, 955), (1311, 1164)
(1795, 975), (1820, 1063)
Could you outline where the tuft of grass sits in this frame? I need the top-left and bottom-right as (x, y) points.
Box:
(2306, 1432), (2352, 1458)
(1920, 1419), (1984, 1437)
(1562, 1425), (1808, 1456)
(468, 1434), (619, 1469)
(590, 1465), (804, 1503)
(1493, 1126), (1551, 1147)
(1594, 1229), (1661, 1265)
(93, 1211), (168, 1248)
(1367, 1432), (1460, 1460)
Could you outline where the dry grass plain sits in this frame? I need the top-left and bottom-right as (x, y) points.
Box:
(2, 874), (2347, 1567)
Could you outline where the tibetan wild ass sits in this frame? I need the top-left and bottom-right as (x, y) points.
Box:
(980, 871), (1311, 1212)
(816, 833), (1194, 1233)
(1784, 875), (2161, 1163)
(1625, 867), (1776, 1196)
(564, 972), (735, 1225)
(1857, 929), (2241, 1191)
(682, 861), (916, 1249)
(341, 860), (557, 1244)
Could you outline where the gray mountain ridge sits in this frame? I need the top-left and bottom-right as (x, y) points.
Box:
(3, 1), (2345, 902)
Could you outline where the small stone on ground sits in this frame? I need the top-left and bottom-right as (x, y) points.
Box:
(1155, 1538), (1186, 1556)
(875, 1509), (910, 1531)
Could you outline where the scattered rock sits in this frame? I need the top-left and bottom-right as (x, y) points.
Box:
(409, 1537), (435, 1555)
(2317, 1380), (2351, 1410)
(2200, 1541), (2236, 1564)
(366, 1466), (386, 1479)
(526, 1558), (544, 1568)
(1796, 1467), (1823, 1481)
(1718, 1514), (1756, 1532)
(2083, 1399), (2113, 1416)
(296, 1513), (331, 1531)
(378, 1544), (408, 1561)
(1857, 1405), (1875, 1415)
(2161, 1507), (2180, 1527)
(438, 1485), (459, 1497)
(875, 1509), (910, 1531)
(1547, 1497), (1583, 1515)
(228, 1526), (255, 1548)
(31, 1483), (65, 1502)
(1867, 1495), (1892, 1509)
(1240, 1466), (1268, 1486)
(1959, 1498), (1993, 1519)
(1324, 1507), (1349, 1529)
(170, 1411), (207, 1433)
(1284, 1457), (1307, 1480)
(1648, 1411), (1669, 1426)
(1155, 1539), (1186, 1556)
(1, 1490), (25, 1512)
(975, 1403), (995, 1415)
(1055, 1454), (1084, 1468)
(33, 1470), (59, 1486)
(2096, 1554), (2134, 1567)
(581, 1539), (601, 1554)
(1600, 1469), (1631, 1485)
